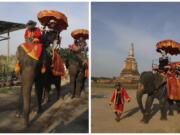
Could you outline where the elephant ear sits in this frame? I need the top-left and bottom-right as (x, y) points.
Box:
(140, 71), (155, 93)
(153, 73), (165, 90)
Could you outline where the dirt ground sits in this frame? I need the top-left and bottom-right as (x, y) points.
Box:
(0, 80), (88, 133)
(92, 86), (180, 133)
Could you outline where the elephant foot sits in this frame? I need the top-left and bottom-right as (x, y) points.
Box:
(143, 119), (149, 124)
(160, 117), (167, 120)
(37, 109), (43, 114)
(142, 116), (149, 124)
(168, 111), (174, 116)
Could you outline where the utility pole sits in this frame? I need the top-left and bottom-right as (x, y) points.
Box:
(6, 30), (10, 80)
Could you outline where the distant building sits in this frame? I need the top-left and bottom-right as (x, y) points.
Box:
(96, 79), (112, 84)
(116, 43), (140, 89)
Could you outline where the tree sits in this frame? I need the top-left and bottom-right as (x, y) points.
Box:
(56, 48), (70, 62)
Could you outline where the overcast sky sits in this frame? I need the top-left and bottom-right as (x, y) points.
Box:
(0, 2), (89, 55)
(92, 2), (180, 77)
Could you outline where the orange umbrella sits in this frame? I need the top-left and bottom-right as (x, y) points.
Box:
(71, 29), (89, 40)
(37, 10), (68, 31)
(156, 40), (180, 55)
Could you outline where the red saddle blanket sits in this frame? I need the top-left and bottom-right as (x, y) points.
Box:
(51, 51), (65, 76)
(20, 42), (42, 60)
(166, 73), (180, 100)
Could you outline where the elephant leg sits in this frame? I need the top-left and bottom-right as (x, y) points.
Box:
(35, 80), (43, 113)
(159, 97), (167, 120)
(75, 71), (84, 98)
(54, 76), (61, 100)
(22, 81), (33, 127)
(136, 84), (145, 114)
(69, 73), (76, 98)
(44, 84), (51, 103)
(21, 68), (35, 127)
(143, 95), (154, 123)
(16, 86), (23, 118)
(81, 77), (87, 92)
(168, 99), (174, 116)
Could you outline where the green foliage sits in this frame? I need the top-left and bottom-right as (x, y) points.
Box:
(0, 55), (16, 74)
(56, 48), (70, 62)
(0, 86), (20, 93)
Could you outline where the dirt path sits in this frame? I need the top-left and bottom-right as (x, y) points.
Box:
(0, 80), (88, 133)
(92, 87), (180, 133)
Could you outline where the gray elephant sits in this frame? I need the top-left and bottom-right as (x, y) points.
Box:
(136, 71), (180, 123)
(16, 45), (61, 127)
(65, 42), (88, 98)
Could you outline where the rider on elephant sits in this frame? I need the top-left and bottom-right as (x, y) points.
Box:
(69, 38), (88, 64)
(67, 38), (88, 98)
(40, 19), (64, 75)
(24, 20), (41, 43)
(15, 20), (42, 73)
(159, 49), (169, 73)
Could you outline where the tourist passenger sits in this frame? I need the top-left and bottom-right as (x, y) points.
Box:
(159, 49), (169, 72)
(24, 20), (41, 43)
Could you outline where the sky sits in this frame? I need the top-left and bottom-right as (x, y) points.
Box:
(0, 2), (89, 55)
(92, 2), (180, 77)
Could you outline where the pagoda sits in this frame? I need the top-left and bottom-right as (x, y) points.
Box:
(117, 43), (140, 89)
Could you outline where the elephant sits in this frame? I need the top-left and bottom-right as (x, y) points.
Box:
(16, 46), (61, 127)
(136, 71), (180, 123)
(35, 48), (62, 104)
(16, 46), (39, 127)
(65, 50), (87, 98)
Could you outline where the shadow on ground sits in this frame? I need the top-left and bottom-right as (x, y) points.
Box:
(0, 82), (88, 133)
(50, 109), (88, 133)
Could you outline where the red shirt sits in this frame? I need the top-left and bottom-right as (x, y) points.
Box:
(110, 88), (130, 105)
(24, 27), (41, 41)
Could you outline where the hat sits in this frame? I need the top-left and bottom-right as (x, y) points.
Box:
(26, 20), (37, 26)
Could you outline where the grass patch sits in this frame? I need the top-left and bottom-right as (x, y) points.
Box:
(0, 86), (20, 94)
(92, 83), (115, 88)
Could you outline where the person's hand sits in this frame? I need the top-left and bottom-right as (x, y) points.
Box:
(53, 39), (59, 45)
(127, 99), (130, 103)
(109, 102), (112, 106)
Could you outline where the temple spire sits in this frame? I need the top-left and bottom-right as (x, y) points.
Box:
(117, 43), (140, 89)
(128, 43), (134, 58)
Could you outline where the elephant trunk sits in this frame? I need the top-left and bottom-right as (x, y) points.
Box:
(136, 83), (145, 114)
